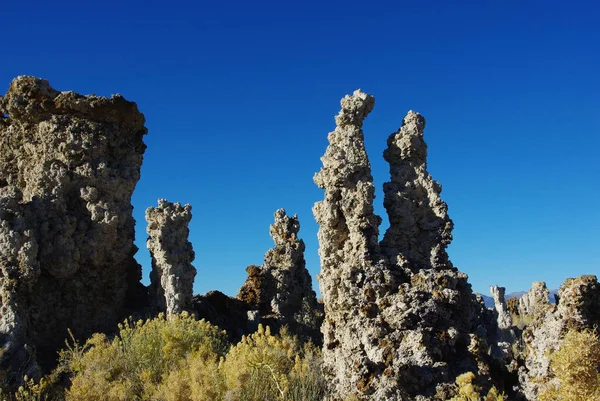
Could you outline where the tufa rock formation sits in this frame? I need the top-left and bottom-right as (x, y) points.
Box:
(518, 281), (551, 320)
(146, 199), (196, 315)
(313, 90), (493, 400)
(238, 209), (321, 341)
(488, 286), (516, 376)
(490, 286), (512, 331)
(518, 275), (600, 400)
(0, 76), (147, 375)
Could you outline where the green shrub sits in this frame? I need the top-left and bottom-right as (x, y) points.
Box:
(448, 372), (505, 401)
(539, 328), (600, 401)
(64, 312), (228, 401)
(59, 315), (325, 401)
(220, 324), (325, 401)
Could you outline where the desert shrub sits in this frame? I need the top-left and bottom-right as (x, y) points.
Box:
(150, 323), (326, 401)
(449, 372), (504, 401)
(61, 316), (325, 401)
(219, 324), (325, 401)
(64, 312), (229, 401)
(0, 375), (55, 401)
(538, 328), (600, 401)
(154, 346), (224, 401)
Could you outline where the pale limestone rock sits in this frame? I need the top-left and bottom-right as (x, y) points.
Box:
(0, 76), (147, 377)
(146, 199), (196, 315)
(380, 110), (453, 272)
(518, 281), (551, 320)
(238, 209), (321, 340)
(490, 286), (512, 330)
(518, 275), (600, 400)
(313, 91), (488, 400)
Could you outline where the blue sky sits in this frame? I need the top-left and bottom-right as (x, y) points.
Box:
(2, 0), (598, 297)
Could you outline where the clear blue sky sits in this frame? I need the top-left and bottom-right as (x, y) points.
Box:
(2, 1), (598, 297)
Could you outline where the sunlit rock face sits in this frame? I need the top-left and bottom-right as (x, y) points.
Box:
(0, 76), (147, 376)
(313, 90), (494, 400)
(518, 281), (552, 320)
(518, 275), (600, 400)
(238, 209), (322, 341)
(146, 199), (196, 315)
(490, 286), (512, 330)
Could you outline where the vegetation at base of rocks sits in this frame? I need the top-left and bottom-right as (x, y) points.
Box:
(160, 324), (325, 401)
(1, 314), (325, 401)
(538, 327), (600, 401)
(447, 372), (505, 401)
(65, 312), (228, 400)
(510, 312), (534, 331)
(6, 314), (600, 401)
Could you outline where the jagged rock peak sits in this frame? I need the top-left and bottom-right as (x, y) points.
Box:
(383, 111), (427, 164)
(146, 199), (196, 315)
(381, 110), (453, 271)
(313, 90), (389, 399)
(518, 281), (551, 319)
(270, 208), (300, 246)
(238, 209), (321, 340)
(0, 76), (147, 379)
(314, 92), (503, 401)
(490, 286), (512, 330)
(313, 89), (381, 267)
(334, 89), (375, 128)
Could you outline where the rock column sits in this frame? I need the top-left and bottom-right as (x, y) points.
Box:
(0, 76), (147, 373)
(146, 199), (196, 315)
(314, 91), (489, 400)
(238, 209), (321, 339)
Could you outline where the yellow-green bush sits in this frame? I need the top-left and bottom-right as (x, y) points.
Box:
(0, 375), (54, 401)
(64, 312), (229, 401)
(220, 325), (325, 401)
(449, 372), (505, 401)
(539, 328), (600, 401)
(157, 324), (325, 401)
(59, 314), (325, 401)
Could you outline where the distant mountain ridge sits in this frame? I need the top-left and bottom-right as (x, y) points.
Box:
(478, 289), (558, 308)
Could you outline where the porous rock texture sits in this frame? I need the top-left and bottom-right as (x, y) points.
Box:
(0, 76), (147, 376)
(518, 275), (600, 400)
(238, 209), (321, 341)
(313, 90), (497, 400)
(518, 281), (551, 320)
(490, 286), (512, 331)
(146, 199), (196, 315)
(489, 286), (516, 374)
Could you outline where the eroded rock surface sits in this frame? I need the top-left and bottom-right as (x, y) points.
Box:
(490, 286), (512, 330)
(518, 275), (600, 400)
(146, 199), (196, 315)
(518, 281), (551, 320)
(313, 91), (490, 400)
(0, 76), (147, 375)
(238, 209), (321, 341)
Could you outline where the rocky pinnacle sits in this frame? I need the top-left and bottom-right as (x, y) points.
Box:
(314, 91), (489, 400)
(238, 209), (321, 339)
(146, 199), (196, 315)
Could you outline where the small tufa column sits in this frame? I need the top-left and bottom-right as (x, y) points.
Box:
(490, 285), (513, 330)
(146, 199), (196, 315)
(238, 209), (321, 338)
